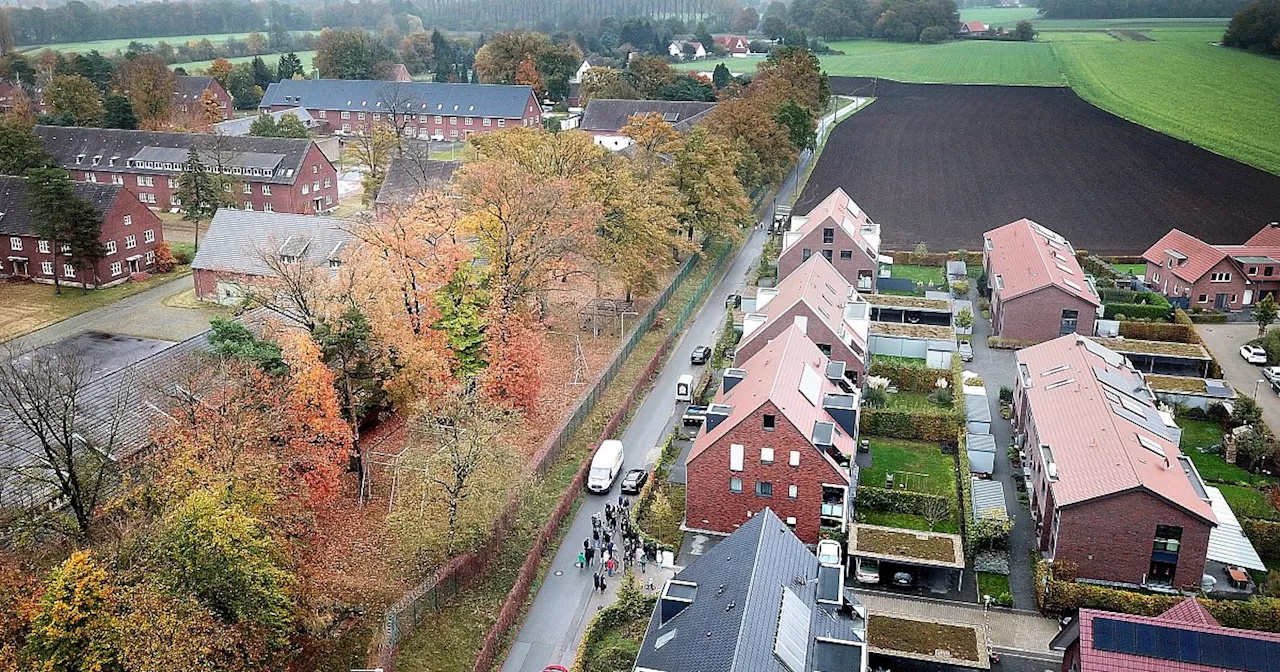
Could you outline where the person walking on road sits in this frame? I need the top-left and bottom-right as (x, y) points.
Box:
(606, 556), (615, 577)
(585, 546), (595, 567)
(593, 573), (601, 592)
(637, 547), (646, 572)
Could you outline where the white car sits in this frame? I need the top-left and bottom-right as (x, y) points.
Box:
(1240, 345), (1268, 364)
(854, 557), (880, 584)
(1264, 366), (1280, 384)
(816, 539), (842, 566)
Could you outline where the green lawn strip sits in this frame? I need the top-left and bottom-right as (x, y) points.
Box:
(819, 39), (1065, 87)
(887, 263), (946, 285)
(1175, 418), (1276, 487)
(183, 50), (318, 74)
(1110, 263), (1146, 276)
(0, 267), (192, 342)
(883, 390), (953, 416)
(976, 571), (1011, 601)
(858, 510), (959, 535)
(1217, 484), (1280, 522)
(21, 30), (314, 59)
(861, 437), (956, 495)
(393, 252), (721, 671)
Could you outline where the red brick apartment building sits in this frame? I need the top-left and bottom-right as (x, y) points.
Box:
(0, 176), (163, 288)
(258, 79), (541, 141)
(1143, 224), (1280, 312)
(173, 75), (234, 121)
(1014, 335), (1216, 591)
(686, 324), (860, 544)
(983, 219), (1101, 343)
(737, 254), (870, 385)
(778, 188), (881, 293)
(34, 126), (338, 215)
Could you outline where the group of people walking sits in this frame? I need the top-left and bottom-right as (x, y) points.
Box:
(578, 494), (660, 593)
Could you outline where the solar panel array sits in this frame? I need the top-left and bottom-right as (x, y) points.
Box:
(1092, 617), (1280, 672)
(774, 586), (811, 672)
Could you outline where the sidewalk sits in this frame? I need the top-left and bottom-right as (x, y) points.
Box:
(854, 590), (1063, 656)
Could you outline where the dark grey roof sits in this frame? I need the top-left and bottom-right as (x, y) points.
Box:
(579, 99), (716, 133)
(173, 75), (217, 102)
(0, 176), (123, 237)
(192, 208), (352, 276)
(375, 156), (460, 207)
(34, 126), (319, 185)
(635, 509), (866, 672)
(259, 79), (534, 119)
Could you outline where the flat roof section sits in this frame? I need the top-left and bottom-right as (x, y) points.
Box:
(1089, 337), (1212, 361)
(848, 524), (965, 568)
(868, 294), (952, 311)
(867, 614), (989, 670)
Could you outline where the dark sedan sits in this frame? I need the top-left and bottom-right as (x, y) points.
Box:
(619, 469), (648, 495)
(691, 346), (712, 364)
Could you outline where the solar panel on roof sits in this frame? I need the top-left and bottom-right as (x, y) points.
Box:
(816, 565), (840, 602)
(774, 586), (810, 672)
(1092, 617), (1280, 671)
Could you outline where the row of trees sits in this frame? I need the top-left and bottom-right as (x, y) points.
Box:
(312, 27), (479, 84)
(578, 55), (719, 102)
(1223, 0), (1280, 55)
(761, 0), (963, 43)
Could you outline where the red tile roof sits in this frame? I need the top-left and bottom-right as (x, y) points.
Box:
(1015, 335), (1215, 522)
(689, 324), (856, 465)
(962, 20), (988, 32)
(984, 219), (1100, 306)
(1072, 601), (1280, 672)
(791, 187), (880, 258)
(714, 35), (750, 52)
(739, 254), (868, 358)
(1245, 223), (1280, 247)
(1141, 229), (1228, 284)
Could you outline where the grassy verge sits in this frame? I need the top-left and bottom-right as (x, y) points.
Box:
(794, 95), (871, 200)
(888, 263), (945, 284)
(977, 572), (1013, 606)
(0, 268), (191, 342)
(393, 250), (723, 671)
(883, 390), (953, 416)
(858, 510), (959, 535)
(1218, 484), (1280, 522)
(1178, 418), (1277, 487)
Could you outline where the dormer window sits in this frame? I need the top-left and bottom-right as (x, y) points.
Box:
(75, 154), (84, 164)
(280, 255), (297, 265)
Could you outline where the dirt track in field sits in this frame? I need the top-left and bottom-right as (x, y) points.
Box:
(799, 78), (1280, 254)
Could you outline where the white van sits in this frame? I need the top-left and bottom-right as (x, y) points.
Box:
(588, 440), (625, 493)
(676, 374), (695, 403)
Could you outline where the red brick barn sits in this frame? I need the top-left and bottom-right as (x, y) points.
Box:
(983, 219), (1101, 344)
(35, 126), (338, 215)
(1143, 226), (1280, 312)
(258, 80), (541, 141)
(0, 176), (163, 288)
(173, 75), (234, 121)
(1013, 335), (1216, 590)
(686, 324), (860, 544)
(778, 188), (881, 293)
(737, 253), (870, 385)
(713, 35), (752, 55)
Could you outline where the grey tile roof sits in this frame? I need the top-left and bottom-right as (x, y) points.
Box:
(192, 208), (352, 277)
(635, 509), (865, 672)
(0, 176), (123, 237)
(34, 125), (319, 185)
(375, 156), (460, 207)
(173, 75), (216, 102)
(579, 99), (716, 133)
(259, 79), (534, 119)
(213, 107), (317, 136)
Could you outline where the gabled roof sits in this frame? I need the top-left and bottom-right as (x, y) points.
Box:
(0, 176), (124, 237)
(579, 99), (716, 133)
(739, 253), (868, 357)
(961, 20), (989, 32)
(386, 64), (413, 82)
(259, 79), (534, 119)
(212, 107), (318, 136)
(785, 187), (880, 258)
(1244, 222), (1280, 247)
(691, 324), (857, 463)
(634, 508), (866, 672)
(1056, 600), (1280, 672)
(984, 218), (1100, 306)
(34, 126), (320, 186)
(192, 209), (352, 277)
(173, 75), (220, 102)
(1141, 229), (1229, 284)
(714, 35), (750, 51)
(375, 157), (460, 207)
(1015, 335), (1215, 523)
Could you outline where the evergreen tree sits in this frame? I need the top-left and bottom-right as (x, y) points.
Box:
(712, 62), (732, 89)
(176, 147), (233, 252)
(248, 114), (278, 137)
(101, 94), (139, 130)
(251, 56), (274, 90)
(276, 52), (304, 81)
(0, 117), (50, 175)
(24, 167), (102, 293)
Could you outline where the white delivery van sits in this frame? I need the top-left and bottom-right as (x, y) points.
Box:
(588, 440), (625, 493)
(676, 374), (695, 403)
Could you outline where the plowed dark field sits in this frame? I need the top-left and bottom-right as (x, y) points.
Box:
(798, 78), (1280, 254)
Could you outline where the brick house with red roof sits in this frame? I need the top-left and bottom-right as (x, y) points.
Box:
(737, 254), (870, 385)
(957, 20), (990, 36)
(984, 219), (1101, 344)
(1051, 598), (1280, 671)
(1143, 225), (1280, 312)
(778, 187), (881, 293)
(173, 75), (233, 121)
(713, 35), (752, 56)
(1014, 335), (1216, 590)
(686, 325), (860, 544)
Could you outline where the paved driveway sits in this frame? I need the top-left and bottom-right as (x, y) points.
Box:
(1195, 323), (1280, 433)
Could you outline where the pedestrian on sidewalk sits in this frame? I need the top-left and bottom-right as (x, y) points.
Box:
(600, 575), (608, 593)
(606, 557), (615, 577)
(637, 547), (646, 572)
(603, 530), (612, 545)
(593, 573), (601, 592)
(585, 546), (595, 567)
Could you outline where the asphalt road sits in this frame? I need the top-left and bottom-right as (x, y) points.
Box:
(1196, 323), (1280, 434)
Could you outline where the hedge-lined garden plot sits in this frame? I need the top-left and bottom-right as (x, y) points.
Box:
(801, 79), (1280, 254)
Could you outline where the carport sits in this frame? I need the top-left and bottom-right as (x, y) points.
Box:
(869, 294), (954, 327)
(848, 523), (966, 592)
(869, 323), (956, 370)
(1089, 337), (1213, 377)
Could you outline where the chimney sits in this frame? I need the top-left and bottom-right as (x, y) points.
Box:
(822, 392), (858, 438)
(705, 404), (732, 433)
(723, 368), (746, 394)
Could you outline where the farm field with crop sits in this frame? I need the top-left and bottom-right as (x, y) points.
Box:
(800, 78), (1280, 253)
(19, 31), (312, 58)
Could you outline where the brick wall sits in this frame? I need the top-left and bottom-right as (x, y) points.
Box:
(993, 287), (1098, 343)
(685, 400), (849, 544)
(1147, 259), (1250, 310)
(777, 227), (877, 292)
(735, 302), (866, 382)
(295, 91), (541, 141)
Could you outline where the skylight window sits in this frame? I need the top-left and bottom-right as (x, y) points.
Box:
(1044, 378), (1074, 391)
(799, 367), (823, 406)
(1040, 365), (1070, 377)
(774, 587), (810, 672)
(1062, 278), (1082, 291)
(1055, 262), (1075, 275)
(1137, 434), (1167, 460)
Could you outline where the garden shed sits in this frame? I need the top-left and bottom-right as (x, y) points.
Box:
(965, 389), (991, 434)
(967, 433), (997, 477)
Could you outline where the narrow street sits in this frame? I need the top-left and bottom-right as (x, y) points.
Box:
(1196, 323), (1280, 434)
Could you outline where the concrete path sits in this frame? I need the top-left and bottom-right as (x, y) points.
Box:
(965, 296), (1040, 610)
(854, 590), (1063, 657)
(1195, 323), (1280, 434)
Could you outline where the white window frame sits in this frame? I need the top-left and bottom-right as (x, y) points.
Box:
(110, 261), (122, 276)
(789, 451), (800, 467)
(1210, 272), (1231, 283)
(262, 184), (272, 196)
(729, 444), (744, 472)
(143, 230), (155, 243)
(788, 484), (798, 499)
(124, 235), (136, 249)
(104, 240), (117, 255)
(41, 261), (53, 275)
(38, 240), (50, 254)
(8, 237), (20, 251)
(63, 263), (75, 278)
(760, 448), (774, 464)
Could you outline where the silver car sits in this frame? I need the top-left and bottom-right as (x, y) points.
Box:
(958, 341), (974, 362)
(1263, 366), (1280, 384)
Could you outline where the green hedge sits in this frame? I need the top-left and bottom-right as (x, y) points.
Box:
(855, 486), (950, 516)
(1188, 311), (1229, 324)
(1117, 321), (1197, 343)
(1104, 292), (1170, 321)
(860, 409), (963, 442)
(987, 336), (1039, 350)
(1099, 287), (1138, 303)
(1241, 517), (1280, 562)
(869, 358), (946, 393)
(571, 590), (658, 672)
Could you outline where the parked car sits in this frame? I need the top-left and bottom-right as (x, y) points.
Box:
(619, 469), (648, 495)
(587, 440), (625, 493)
(958, 341), (973, 362)
(682, 405), (708, 426)
(816, 540), (842, 566)
(1271, 379), (1280, 396)
(691, 345), (712, 365)
(892, 571), (914, 587)
(1240, 344), (1268, 364)
(1263, 366), (1280, 384)
(855, 557), (880, 584)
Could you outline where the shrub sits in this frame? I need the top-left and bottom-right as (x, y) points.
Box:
(860, 409), (963, 442)
(927, 388), (954, 408)
(987, 336), (1039, 349)
(998, 386), (1013, 404)
(869, 358), (941, 393)
(1188, 311), (1228, 324)
(919, 25), (950, 43)
(1104, 293), (1171, 321)
(152, 241), (178, 273)
(864, 387), (887, 409)
(171, 243), (195, 265)
(950, 279), (969, 296)
(1242, 518), (1280, 562)
(855, 486), (950, 516)
(1118, 321), (1196, 343)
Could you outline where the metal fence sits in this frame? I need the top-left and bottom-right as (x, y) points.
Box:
(374, 248), (710, 671)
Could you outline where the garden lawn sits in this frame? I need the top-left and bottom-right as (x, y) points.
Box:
(1175, 418), (1276, 487)
(0, 269), (190, 342)
(862, 438), (956, 495)
(1216, 484), (1280, 522)
(1111, 263), (1146, 276)
(883, 390), (952, 415)
(887, 263), (945, 284)
(859, 510), (959, 535)
(977, 572), (1011, 601)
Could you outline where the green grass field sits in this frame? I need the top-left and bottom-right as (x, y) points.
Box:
(182, 50), (317, 75)
(20, 31), (312, 57)
(1216, 483), (1280, 521)
(862, 438), (957, 495)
